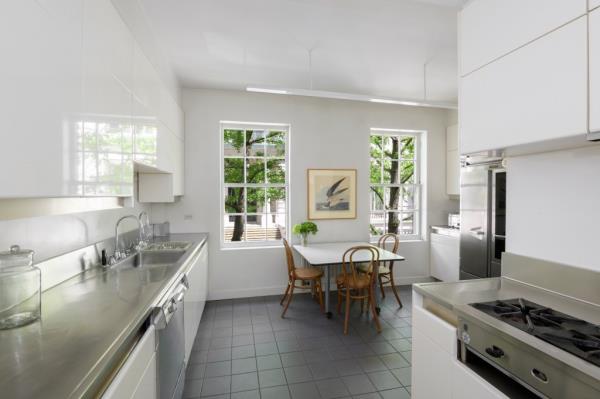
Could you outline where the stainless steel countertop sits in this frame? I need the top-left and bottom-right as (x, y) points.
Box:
(430, 225), (460, 237)
(0, 233), (208, 399)
(413, 277), (600, 381)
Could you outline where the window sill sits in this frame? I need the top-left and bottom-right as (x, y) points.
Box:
(370, 237), (425, 244)
(220, 243), (284, 251)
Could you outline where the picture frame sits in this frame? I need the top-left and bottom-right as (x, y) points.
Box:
(307, 169), (357, 220)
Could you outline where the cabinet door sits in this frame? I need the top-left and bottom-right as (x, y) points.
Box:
(460, 17), (588, 155)
(446, 149), (460, 196)
(82, 0), (134, 197)
(430, 234), (460, 282)
(590, 9), (600, 134)
(103, 326), (156, 399)
(412, 327), (454, 399)
(132, 353), (157, 399)
(459, 0), (586, 76)
(0, 0), (83, 198)
(184, 244), (208, 362)
(452, 360), (508, 399)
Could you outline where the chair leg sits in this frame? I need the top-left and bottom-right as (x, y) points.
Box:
(337, 286), (343, 315)
(280, 281), (291, 306)
(281, 280), (295, 318)
(389, 269), (403, 308)
(379, 274), (386, 298)
(369, 287), (382, 332)
(344, 289), (351, 335)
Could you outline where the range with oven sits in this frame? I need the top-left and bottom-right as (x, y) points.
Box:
(412, 252), (600, 399)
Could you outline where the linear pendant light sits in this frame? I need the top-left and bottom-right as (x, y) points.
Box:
(245, 86), (457, 109)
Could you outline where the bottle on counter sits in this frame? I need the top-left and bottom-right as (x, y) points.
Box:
(0, 245), (41, 329)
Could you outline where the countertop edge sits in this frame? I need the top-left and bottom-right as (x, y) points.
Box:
(74, 233), (208, 399)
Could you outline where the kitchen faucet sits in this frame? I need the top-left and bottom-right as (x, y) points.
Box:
(112, 215), (144, 264)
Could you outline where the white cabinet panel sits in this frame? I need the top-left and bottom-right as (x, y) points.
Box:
(446, 125), (459, 196)
(452, 360), (508, 399)
(459, 0), (587, 76)
(184, 244), (208, 362)
(133, 44), (161, 116)
(82, 0), (134, 197)
(103, 325), (156, 399)
(412, 327), (454, 399)
(430, 233), (460, 282)
(591, 0), (600, 11)
(590, 9), (600, 134)
(0, 0), (83, 198)
(460, 17), (588, 155)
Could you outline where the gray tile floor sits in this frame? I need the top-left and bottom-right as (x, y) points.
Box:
(184, 286), (413, 399)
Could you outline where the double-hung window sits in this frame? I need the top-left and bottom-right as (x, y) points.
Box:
(369, 130), (421, 240)
(221, 122), (289, 247)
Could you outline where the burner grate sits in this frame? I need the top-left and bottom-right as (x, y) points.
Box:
(471, 298), (600, 367)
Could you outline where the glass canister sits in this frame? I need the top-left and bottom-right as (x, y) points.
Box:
(0, 245), (41, 329)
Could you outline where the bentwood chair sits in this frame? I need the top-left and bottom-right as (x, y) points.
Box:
(280, 239), (324, 318)
(358, 233), (402, 308)
(336, 246), (381, 335)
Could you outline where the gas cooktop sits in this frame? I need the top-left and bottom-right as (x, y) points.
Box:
(471, 298), (600, 367)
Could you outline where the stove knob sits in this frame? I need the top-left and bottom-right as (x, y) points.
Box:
(485, 345), (505, 358)
(461, 331), (471, 345)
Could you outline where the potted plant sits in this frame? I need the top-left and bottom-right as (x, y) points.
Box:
(292, 221), (318, 246)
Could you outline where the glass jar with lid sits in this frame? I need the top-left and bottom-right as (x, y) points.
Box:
(0, 245), (41, 329)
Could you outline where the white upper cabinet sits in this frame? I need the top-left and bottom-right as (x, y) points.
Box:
(460, 17), (588, 155)
(459, 0), (587, 76)
(0, 0), (83, 198)
(590, 9), (600, 134)
(591, 0), (600, 11)
(82, 0), (134, 197)
(446, 125), (460, 196)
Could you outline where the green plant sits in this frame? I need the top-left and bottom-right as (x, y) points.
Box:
(292, 221), (318, 236)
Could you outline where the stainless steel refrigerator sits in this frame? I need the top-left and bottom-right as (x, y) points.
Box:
(459, 162), (506, 280)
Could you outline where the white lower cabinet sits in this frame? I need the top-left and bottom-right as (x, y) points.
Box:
(452, 360), (507, 399)
(430, 233), (460, 282)
(412, 326), (455, 399)
(184, 243), (209, 362)
(412, 292), (508, 399)
(102, 325), (157, 399)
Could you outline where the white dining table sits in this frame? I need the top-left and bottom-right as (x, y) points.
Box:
(293, 241), (405, 318)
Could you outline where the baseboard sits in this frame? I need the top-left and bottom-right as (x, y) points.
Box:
(207, 275), (434, 301)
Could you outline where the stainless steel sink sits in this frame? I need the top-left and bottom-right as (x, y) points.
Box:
(144, 241), (191, 251)
(114, 250), (185, 269)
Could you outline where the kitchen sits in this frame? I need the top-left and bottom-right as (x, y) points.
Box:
(0, 1), (599, 399)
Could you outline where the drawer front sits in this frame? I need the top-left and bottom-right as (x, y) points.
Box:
(413, 305), (457, 355)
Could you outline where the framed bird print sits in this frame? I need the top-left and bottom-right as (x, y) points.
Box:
(307, 169), (357, 220)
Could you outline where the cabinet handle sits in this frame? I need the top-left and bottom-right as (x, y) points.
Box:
(485, 345), (504, 358)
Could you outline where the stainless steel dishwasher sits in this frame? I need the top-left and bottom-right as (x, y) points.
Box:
(153, 276), (188, 399)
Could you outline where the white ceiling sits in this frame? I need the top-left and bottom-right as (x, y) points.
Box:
(140, 0), (464, 103)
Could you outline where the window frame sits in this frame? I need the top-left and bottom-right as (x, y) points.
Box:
(369, 128), (423, 241)
(220, 121), (290, 249)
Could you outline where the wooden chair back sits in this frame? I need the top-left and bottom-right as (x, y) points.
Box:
(341, 246), (380, 287)
(378, 233), (399, 268)
(282, 238), (296, 277)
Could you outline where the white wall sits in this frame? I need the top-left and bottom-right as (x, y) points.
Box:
(154, 88), (457, 299)
(506, 145), (600, 271)
(0, 191), (149, 263)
